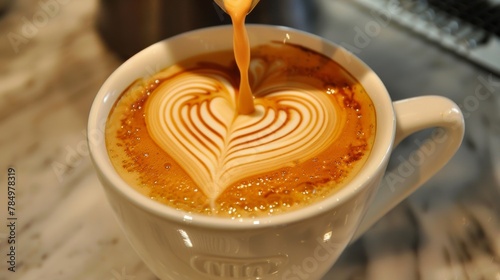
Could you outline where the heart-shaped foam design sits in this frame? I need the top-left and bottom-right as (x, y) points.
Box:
(146, 68), (342, 200)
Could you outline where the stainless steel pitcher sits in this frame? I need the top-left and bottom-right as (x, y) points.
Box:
(97, 0), (317, 58)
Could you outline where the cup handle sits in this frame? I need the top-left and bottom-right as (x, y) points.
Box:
(351, 95), (465, 241)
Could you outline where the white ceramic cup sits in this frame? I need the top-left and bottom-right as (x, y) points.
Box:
(88, 25), (464, 280)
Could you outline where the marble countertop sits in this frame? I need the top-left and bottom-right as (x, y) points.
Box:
(1, 0), (499, 279)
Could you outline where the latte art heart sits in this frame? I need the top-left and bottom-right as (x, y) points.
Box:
(146, 68), (343, 200)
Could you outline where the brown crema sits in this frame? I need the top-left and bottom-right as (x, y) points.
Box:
(105, 43), (376, 218)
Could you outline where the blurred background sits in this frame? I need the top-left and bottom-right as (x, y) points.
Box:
(0, 0), (499, 279)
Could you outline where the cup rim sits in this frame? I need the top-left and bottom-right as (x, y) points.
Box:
(88, 24), (395, 229)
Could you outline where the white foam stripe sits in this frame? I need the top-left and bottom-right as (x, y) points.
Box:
(188, 102), (224, 155)
(223, 100), (332, 163)
(159, 94), (216, 189)
(229, 109), (286, 148)
(208, 98), (235, 132)
(230, 106), (273, 138)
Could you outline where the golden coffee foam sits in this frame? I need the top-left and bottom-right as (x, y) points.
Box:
(106, 43), (376, 217)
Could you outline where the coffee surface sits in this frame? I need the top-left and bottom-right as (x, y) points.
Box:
(106, 42), (376, 218)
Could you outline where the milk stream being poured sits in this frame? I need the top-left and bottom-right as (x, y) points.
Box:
(221, 0), (256, 115)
